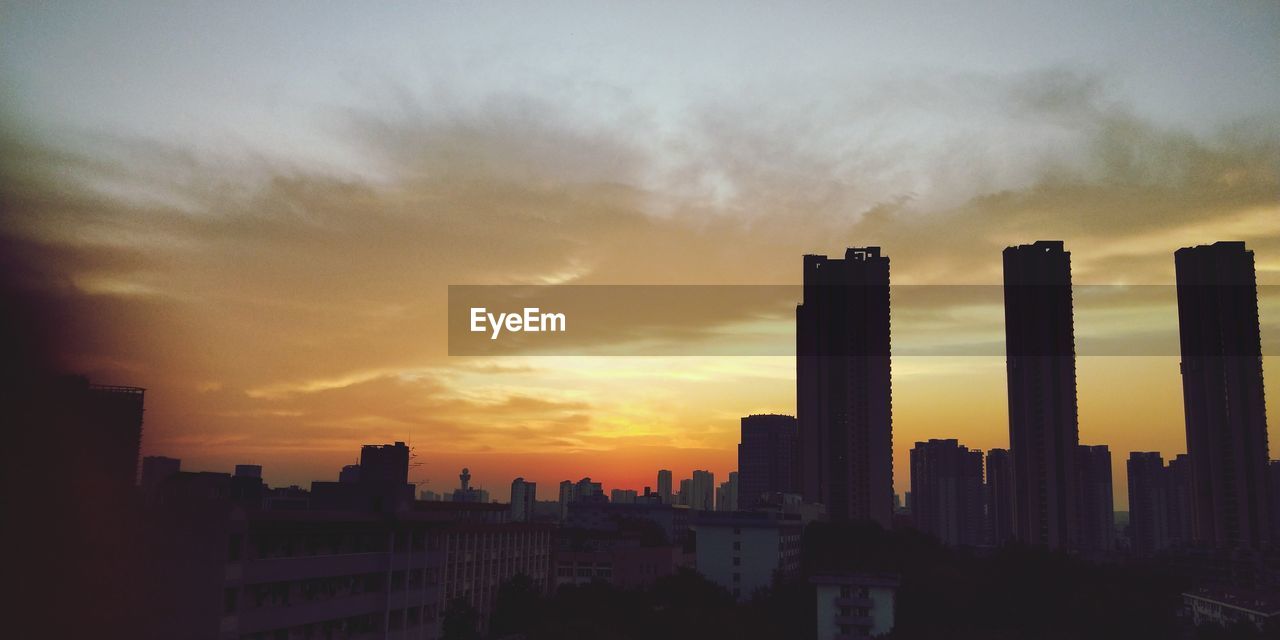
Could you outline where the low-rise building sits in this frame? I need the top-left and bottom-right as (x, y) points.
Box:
(812, 573), (899, 640)
(692, 511), (801, 600)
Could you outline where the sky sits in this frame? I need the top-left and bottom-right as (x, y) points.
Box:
(2, 1), (1279, 507)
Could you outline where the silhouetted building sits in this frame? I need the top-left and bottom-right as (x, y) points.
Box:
(141, 455), (181, 496)
(1270, 461), (1280, 542)
(909, 439), (984, 547)
(693, 511), (801, 600)
(5, 376), (149, 637)
(812, 573), (899, 640)
(362, 442), (410, 488)
(690, 470), (715, 511)
(716, 472), (739, 512)
(611, 488), (638, 504)
(985, 448), (1014, 546)
(565, 501), (692, 546)
(678, 478), (692, 506)
(1128, 452), (1170, 556)
(510, 477), (536, 522)
(1003, 240), (1080, 550)
(552, 534), (689, 590)
(657, 469), (673, 504)
(451, 467), (490, 503)
(1175, 242), (1272, 549)
(558, 477), (604, 519)
(233, 464), (262, 479)
(798, 247), (894, 527)
(311, 442), (414, 512)
(339, 464), (361, 483)
(1075, 444), (1114, 551)
(738, 414), (799, 509)
(1166, 453), (1195, 546)
(76, 384), (146, 498)
(143, 498), (549, 640)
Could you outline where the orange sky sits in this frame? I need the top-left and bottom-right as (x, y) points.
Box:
(2, 7), (1279, 509)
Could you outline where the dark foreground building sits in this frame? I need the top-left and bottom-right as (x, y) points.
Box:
(985, 448), (1015, 547)
(1003, 241), (1081, 550)
(909, 439), (985, 547)
(738, 414), (800, 508)
(142, 455), (551, 640)
(797, 247), (894, 527)
(1175, 241), (1271, 550)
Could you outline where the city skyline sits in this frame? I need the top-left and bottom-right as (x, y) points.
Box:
(121, 240), (1277, 514)
(3, 2), (1279, 509)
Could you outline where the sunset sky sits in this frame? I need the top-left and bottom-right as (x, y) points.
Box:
(2, 2), (1278, 507)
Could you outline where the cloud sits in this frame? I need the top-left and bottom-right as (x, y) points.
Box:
(1, 67), (1277, 491)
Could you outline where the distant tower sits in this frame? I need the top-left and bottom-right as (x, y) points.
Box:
(985, 448), (1014, 546)
(460, 467), (472, 492)
(909, 439), (985, 547)
(657, 469), (673, 504)
(1127, 452), (1170, 556)
(1003, 241), (1080, 550)
(797, 247), (894, 527)
(690, 470), (715, 511)
(510, 477), (536, 522)
(738, 414), (799, 509)
(1075, 445), (1114, 551)
(1175, 242), (1271, 549)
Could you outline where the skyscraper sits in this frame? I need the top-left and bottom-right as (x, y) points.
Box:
(716, 472), (739, 512)
(511, 477), (536, 522)
(1003, 240), (1080, 550)
(690, 470), (715, 511)
(909, 439), (985, 547)
(1127, 452), (1170, 556)
(797, 247), (894, 527)
(657, 469), (673, 505)
(1166, 453), (1195, 546)
(738, 414), (799, 509)
(1175, 241), (1271, 549)
(985, 448), (1014, 547)
(1075, 444), (1114, 551)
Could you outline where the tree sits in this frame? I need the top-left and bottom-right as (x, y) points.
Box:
(441, 597), (480, 640)
(490, 574), (543, 638)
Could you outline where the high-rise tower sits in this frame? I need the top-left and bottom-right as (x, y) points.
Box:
(1003, 240), (1080, 549)
(797, 247), (894, 526)
(1175, 241), (1271, 549)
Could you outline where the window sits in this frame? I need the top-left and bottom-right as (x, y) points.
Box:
(732, 557), (741, 566)
(227, 534), (243, 562)
(732, 573), (740, 582)
(223, 588), (238, 614)
(732, 541), (741, 551)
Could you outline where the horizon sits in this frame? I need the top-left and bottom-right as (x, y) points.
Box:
(4, 1), (1279, 510)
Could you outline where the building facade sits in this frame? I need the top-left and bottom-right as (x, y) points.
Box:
(693, 512), (802, 600)
(908, 439), (984, 547)
(813, 573), (899, 640)
(510, 477), (536, 522)
(1175, 242), (1272, 549)
(985, 448), (1014, 547)
(1075, 444), (1114, 552)
(1127, 452), (1170, 556)
(1002, 240), (1080, 550)
(797, 247), (894, 527)
(738, 414), (800, 509)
